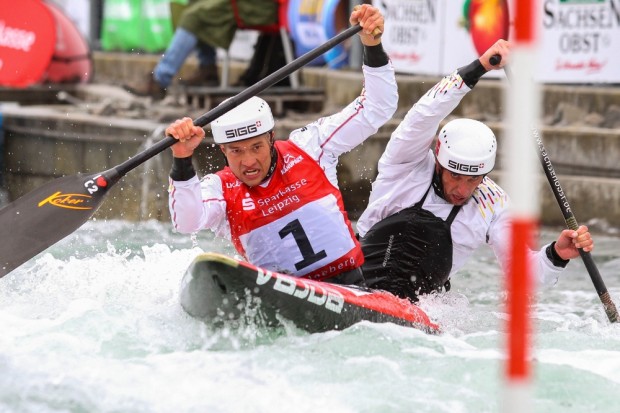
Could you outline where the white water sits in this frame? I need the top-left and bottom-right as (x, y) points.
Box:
(2, 220), (620, 413)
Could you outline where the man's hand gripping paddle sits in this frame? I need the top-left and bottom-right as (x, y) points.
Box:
(0, 22), (381, 278)
(490, 54), (619, 323)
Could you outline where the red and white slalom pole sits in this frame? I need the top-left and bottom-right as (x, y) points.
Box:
(503, 0), (540, 412)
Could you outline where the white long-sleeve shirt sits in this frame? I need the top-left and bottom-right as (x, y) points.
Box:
(169, 63), (398, 263)
(357, 69), (564, 287)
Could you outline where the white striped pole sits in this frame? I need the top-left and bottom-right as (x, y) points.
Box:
(503, 0), (539, 412)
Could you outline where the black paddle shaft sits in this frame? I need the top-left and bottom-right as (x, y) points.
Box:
(490, 54), (619, 323)
(115, 24), (364, 177)
(0, 25), (364, 278)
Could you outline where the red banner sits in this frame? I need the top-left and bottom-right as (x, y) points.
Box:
(0, 0), (56, 87)
(0, 0), (91, 87)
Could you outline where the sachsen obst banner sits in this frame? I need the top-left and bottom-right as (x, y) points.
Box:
(375, 0), (620, 83)
(538, 0), (620, 83)
(372, 0), (444, 75)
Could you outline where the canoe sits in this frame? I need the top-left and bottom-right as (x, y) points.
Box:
(179, 252), (440, 334)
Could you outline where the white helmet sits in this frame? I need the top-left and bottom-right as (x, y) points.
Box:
(211, 96), (275, 144)
(435, 118), (496, 175)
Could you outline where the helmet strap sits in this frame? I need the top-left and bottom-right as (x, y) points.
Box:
(432, 162), (447, 201)
(432, 164), (446, 199)
(262, 131), (278, 183)
(220, 145), (229, 167)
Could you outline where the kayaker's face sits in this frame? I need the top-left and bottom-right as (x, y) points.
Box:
(220, 134), (272, 187)
(440, 168), (484, 205)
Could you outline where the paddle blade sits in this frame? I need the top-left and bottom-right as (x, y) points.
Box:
(0, 170), (119, 277)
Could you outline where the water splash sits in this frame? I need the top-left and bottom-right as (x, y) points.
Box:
(138, 125), (167, 220)
(1, 222), (619, 412)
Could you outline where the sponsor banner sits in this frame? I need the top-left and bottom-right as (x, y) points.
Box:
(0, 0), (56, 87)
(288, 0), (349, 68)
(288, 0), (329, 67)
(441, 0), (510, 78)
(374, 0), (445, 75)
(539, 0), (620, 83)
(375, 0), (620, 83)
(44, 1), (92, 84)
(100, 0), (173, 52)
(0, 0), (91, 87)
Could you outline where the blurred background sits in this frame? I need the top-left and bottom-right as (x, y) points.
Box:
(1, 4), (619, 412)
(1, 0), (619, 230)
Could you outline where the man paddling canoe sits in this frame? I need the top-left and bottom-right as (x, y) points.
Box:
(357, 39), (594, 302)
(165, 4), (394, 285)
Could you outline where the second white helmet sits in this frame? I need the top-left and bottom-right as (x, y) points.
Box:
(211, 96), (275, 144)
(435, 118), (497, 175)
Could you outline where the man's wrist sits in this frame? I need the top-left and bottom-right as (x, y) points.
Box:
(363, 43), (389, 67)
(457, 59), (488, 88)
(546, 241), (570, 268)
(170, 156), (196, 181)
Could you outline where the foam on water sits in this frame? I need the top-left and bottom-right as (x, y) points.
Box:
(1, 220), (620, 412)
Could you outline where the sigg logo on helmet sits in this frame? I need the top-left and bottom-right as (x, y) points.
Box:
(225, 123), (258, 139)
(447, 160), (484, 173)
